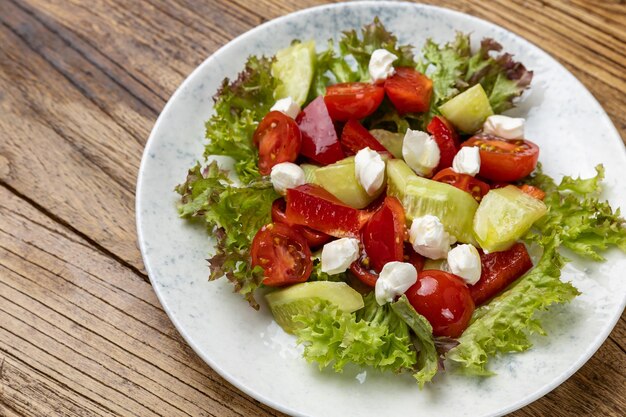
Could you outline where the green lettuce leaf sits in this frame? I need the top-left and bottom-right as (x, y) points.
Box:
(524, 165), (626, 260)
(293, 293), (416, 374)
(203, 56), (277, 184)
(175, 161), (278, 308)
(447, 236), (579, 375)
(417, 33), (532, 114)
(390, 295), (438, 388)
(339, 17), (416, 82)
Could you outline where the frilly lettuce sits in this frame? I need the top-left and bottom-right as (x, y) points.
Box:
(293, 293), (417, 374)
(175, 161), (278, 308)
(203, 56), (277, 184)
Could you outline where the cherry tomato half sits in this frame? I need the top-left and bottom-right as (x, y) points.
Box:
(432, 168), (490, 202)
(361, 196), (406, 272)
(470, 242), (533, 306)
(324, 82), (385, 121)
(427, 116), (460, 171)
(384, 67), (433, 114)
(271, 198), (332, 248)
(251, 223), (312, 287)
(253, 111), (302, 175)
(463, 135), (539, 182)
(349, 253), (379, 287)
(405, 270), (475, 338)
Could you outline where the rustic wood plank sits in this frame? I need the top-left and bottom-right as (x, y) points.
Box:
(0, 186), (283, 417)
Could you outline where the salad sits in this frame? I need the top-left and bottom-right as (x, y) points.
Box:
(176, 19), (626, 386)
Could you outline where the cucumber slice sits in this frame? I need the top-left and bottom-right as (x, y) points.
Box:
(314, 156), (385, 208)
(300, 163), (320, 184)
(387, 159), (478, 244)
(265, 282), (364, 334)
(272, 41), (316, 106)
(439, 84), (494, 134)
(473, 185), (547, 252)
(423, 258), (446, 271)
(369, 129), (404, 159)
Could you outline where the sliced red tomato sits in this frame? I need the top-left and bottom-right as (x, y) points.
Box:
(432, 168), (490, 202)
(405, 270), (475, 338)
(463, 135), (539, 182)
(324, 82), (384, 121)
(384, 67), (433, 114)
(403, 243), (425, 272)
(296, 96), (346, 165)
(470, 242), (533, 306)
(349, 254), (379, 287)
(271, 198), (332, 248)
(361, 196), (406, 272)
(519, 184), (546, 200)
(340, 119), (389, 155)
(285, 184), (367, 238)
(251, 223), (312, 287)
(427, 116), (460, 171)
(253, 111), (302, 175)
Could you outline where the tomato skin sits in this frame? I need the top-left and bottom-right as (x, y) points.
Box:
(285, 184), (367, 238)
(403, 243), (425, 272)
(361, 196), (406, 272)
(427, 116), (460, 171)
(296, 97), (346, 165)
(463, 135), (539, 182)
(384, 68), (433, 114)
(349, 254), (379, 287)
(271, 198), (332, 248)
(253, 111), (302, 175)
(519, 184), (546, 200)
(405, 270), (475, 338)
(432, 168), (490, 202)
(469, 242), (533, 306)
(324, 82), (385, 121)
(251, 223), (312, 287)
(340, 119), (389, 155)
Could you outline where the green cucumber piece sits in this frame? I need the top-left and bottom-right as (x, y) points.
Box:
(271, 41), (316, 106)
(300, 163), (320, 184)
(369, 129), (404, 159)
(265, 282), (364, 334)
(473, 185), (547, 252)
(314, 156), (385, 209)
(439, 84), (494, 134)
(387, 159), (478, 244)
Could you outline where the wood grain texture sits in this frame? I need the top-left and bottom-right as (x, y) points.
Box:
(0, 0), (624, 416)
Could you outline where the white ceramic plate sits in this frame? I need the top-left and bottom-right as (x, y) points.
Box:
(136, 2), (626, 416)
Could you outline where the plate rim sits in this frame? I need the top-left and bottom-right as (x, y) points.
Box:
(136, 2), (626, 416)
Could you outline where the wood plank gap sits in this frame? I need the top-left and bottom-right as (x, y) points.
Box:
(0, 182), (149, 283)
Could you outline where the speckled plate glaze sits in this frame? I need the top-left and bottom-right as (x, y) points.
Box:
(136, 2), (626, 416)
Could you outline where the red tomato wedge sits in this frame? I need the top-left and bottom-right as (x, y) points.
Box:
(361, 196), (406, 272)
(384, 67), (433, 114)
(469, 242), (533, 306)
(296, 96), (346, 165)
(340, 119), (389, 155)
(350, 254), (379, 287)
(519, 184), (546, 200)
(253, 111), (302, 175)
(271, 198), (332, 248)
(285, 184), (367, 238)
(427, 116), (460, 171)
(324, 82), (385, 121)
(432, 168), (490, 202)
(406, 270), (475, 338)
(251, 223), (312, 287)
(463, 135), (539, 182)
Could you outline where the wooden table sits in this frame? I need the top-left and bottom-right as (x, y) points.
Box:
(1, 0), (624, 415)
